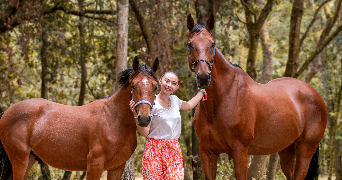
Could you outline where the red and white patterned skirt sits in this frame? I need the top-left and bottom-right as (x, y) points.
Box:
(142, 138), (184, 180)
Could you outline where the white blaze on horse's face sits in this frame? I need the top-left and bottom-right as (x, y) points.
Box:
(142, 77), (148, 86)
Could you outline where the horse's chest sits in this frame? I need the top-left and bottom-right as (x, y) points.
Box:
(193, 114), (228, 152)
(103, 134), (137, 170)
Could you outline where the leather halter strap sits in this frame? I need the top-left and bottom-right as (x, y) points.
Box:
(188, 47), (215, 70)
(131, 91), (155, 110)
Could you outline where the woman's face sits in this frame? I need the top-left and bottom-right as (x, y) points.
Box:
(159, 73), (179, 95)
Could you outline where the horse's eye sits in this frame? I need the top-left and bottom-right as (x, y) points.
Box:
(154, 86), (158, 91)
(212, 42), (215, 48)
(132, 84), (135, 90)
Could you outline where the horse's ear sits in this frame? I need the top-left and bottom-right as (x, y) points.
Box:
(152, 57), (159, 72)
(187, 14), (195, 31)
(133, 56), (140, 71)
(206, 14), (215, 32)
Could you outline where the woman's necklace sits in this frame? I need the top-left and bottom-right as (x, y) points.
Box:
(158, 95), (170, 108)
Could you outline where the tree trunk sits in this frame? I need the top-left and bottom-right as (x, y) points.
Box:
(61, 171), (72, 180)
(192, 115), (204, 180)
(77, 0), (87, 106)
(283, 0), (304, 77)
(266, 153), (279, 180)
(39, 19), (51, 180)
(260, 22), (273, 84)
(129, 0), (157, 62)
(247, 155), (267, 180)
(116, 0), (129, 87)
(80, 171), (87, 180)
(194, 0), (211, 25)
(121, 154), (135, 180)
(242, 0), (274, 80)
(305, 0), (342, 83)
(41, 29), (48, 100)
(328, 58), (342, 180)
(117, 0), (133, 179)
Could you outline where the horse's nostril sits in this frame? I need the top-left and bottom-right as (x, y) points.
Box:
(137, 115), (142, 123)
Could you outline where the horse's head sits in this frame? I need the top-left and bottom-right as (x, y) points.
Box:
(187, 14), (215, 89)
(130, 57), (159, 127)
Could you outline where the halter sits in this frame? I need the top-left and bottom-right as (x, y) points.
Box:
(129, 66), (158, 111)
(188, 47), (215, 70)
(131, 91), (155, 110)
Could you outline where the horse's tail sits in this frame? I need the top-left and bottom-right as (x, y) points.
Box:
(0, 112), (12, 180)
(304, 145), (319, 180)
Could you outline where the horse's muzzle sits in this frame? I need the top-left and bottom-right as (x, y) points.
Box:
(196, 73), (211, 89)
(137, 115), (151, 127)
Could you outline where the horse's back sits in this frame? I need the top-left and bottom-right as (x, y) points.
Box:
(248, 77), (327, 154)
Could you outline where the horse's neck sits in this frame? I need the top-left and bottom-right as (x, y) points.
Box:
(209, 48), (236, 94)
(106, 86), (135, 125)
(209, 48), (256, 102)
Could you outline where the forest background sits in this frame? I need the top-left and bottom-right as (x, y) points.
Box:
(1, 0), (342, 179)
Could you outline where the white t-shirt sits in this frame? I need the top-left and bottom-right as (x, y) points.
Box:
(147, 95), (183, 140)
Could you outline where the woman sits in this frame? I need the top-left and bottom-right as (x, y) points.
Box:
(130, 71), (206, 180)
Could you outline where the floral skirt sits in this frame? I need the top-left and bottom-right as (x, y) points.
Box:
(142, 138), (184, 180)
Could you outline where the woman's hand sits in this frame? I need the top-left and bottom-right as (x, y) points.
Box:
(199, 89), (206, 96)
(130, 100), (138, 118)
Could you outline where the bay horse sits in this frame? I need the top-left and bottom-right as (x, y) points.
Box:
(0, 57), (159, 180)
(187, 14), (327, 180)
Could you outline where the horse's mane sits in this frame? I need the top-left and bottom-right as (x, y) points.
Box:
(89, 65), (158, 104)
(190, 24), (209, 34)
(229, 62), (242, 69)
(118, 65), (158, 86)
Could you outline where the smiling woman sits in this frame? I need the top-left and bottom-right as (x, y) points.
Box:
(129, 71), (206, 180)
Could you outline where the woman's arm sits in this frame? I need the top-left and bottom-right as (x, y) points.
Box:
(180, 89), (206, 110)
(130, 100), (151, 137)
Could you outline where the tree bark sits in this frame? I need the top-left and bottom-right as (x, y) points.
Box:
(328, 58), (342, 179)
(260, 22), (273, 84)
(77, 0), (87, 106)
(41, 28), (48, 100)
(115, 0), (129, 88)
(305, 0), (342, 83)
(192, 114), (204, 180)
(194, 0), (211, 25)
(129, 0), (157, 62)
(39, 17), (51, 180)
(117, 0), (133, 179)
(61, 171), (72, 180)
(121, 154), (135, 180)
(242, 0), (274, 80)
(80, 171), (87, 180)
(247, 155), (267, 180)
(283, 0), (304, 77)
(266, 153), (279, 180)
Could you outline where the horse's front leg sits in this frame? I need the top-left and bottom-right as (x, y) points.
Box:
(200, 146), (219, 180)
(230, 141), (249, 180)
(107, 164), (126, 180)
(86, 147), (105, 180)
